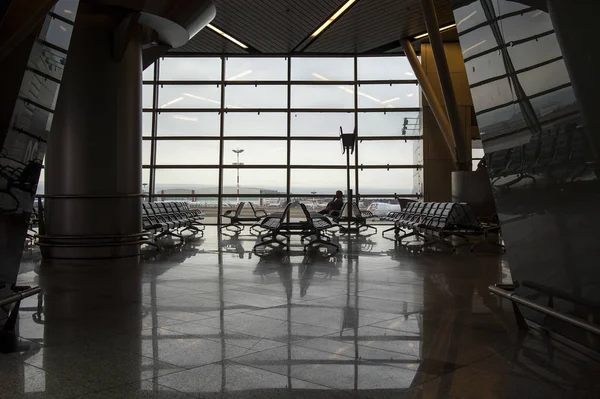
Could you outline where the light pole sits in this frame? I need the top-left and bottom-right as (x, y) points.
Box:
(232, 147), (244, 204)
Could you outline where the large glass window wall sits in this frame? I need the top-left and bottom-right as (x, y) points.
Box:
(143, 56), (422, 224)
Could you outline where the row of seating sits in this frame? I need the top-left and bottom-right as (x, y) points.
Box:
(382, 201), (492, 252)
(142, 201), (205, 246)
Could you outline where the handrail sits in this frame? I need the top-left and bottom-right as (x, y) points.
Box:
(37, 193), (147, 199)
(521, 280), (600, 311)
(0, 287), (41, 307)
(489, 284), (600, 336)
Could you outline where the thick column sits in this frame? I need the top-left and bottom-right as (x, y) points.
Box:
(547, 0), (600, 164)
(421, 0), (469, 171)
(43, 3), (142, 259)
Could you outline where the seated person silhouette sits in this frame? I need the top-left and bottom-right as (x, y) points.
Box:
(318, 190), (344, 216)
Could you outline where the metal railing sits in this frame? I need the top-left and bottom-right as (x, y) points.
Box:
(489, 284), (600, 336)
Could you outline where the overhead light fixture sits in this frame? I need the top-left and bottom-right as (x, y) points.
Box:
(228, 70), (253, 80)
(59, 25), (66, 31)
(64, 9), (72, 14)
(413, 23), (457, 40)
(310, 0), (356, 38)
(172, 115), (198, 122)
(405, 72), (415, 77)
(160, 97), (184, 108)
(406, 93), (414, 98)
(206, 24), (248, 49)
(462, 40), (486, 55)
(312, 73), (329, 81)
(183, 93), (220, 105)
(456, 11), (476, 26)
(381, 97), (400, 104)
(532, 10), (544, 18)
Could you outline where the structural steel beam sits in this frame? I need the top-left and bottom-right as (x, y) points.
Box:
(420, 0), (469, 170)
(401, 39), (457, 165)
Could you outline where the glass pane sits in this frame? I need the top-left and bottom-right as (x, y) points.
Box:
(43, 17), (73, 50)
(291, 141), (350, 166)
(54, 1), (79, 21)
(142, 112), (152, 137)
(142, 140), (151, 165)
(453, 2), (486, 32)
(518, 60), (570, 97)
(159, 85), (221, 109)
(291, 112), (354, 137)
(224, 113), (286, 136)
(358, 112), (421, 136)
(36, 45), (67, 81)
(358, 141), (419, 165)
(465, 51), (506, 86)
(357, 84), (420, 108)
(155, 141), (220, 165)
(222, 169), (286, 194)
(223, 141), (287, 165)
(143, 63), (155, 81)
(226, 58), (287, 81)
(507, 34), (562, 71)
(291, 58), (354, 81)
(497, 10), (553, 44)
(154, 169), (219, 193)
(157, 113), (220, 136)
(460, 26), (496, 60)
(143, 85), (154, 108)
(291, 169), (354, 194)
(160, 58), (221, 80)
(470, 79), (513, 113)
(142, 169), (150, 196)
(358, 168), (416, 195)
(225, 86), (286, 109)
(472, 148), (485, 159)
(291, 86), (354, 109)
(358, 57), (414, 80)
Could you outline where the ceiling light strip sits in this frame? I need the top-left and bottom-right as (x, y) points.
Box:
(206, 24), (248, 49)
(310, 0), (356, 38)
(413, 23), (457, 40)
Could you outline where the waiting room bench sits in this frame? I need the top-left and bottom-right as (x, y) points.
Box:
(383, 201), (500, 252)
(333, 202), (377, 235)
(221, 202), (268, 236)
(142, 201), (204, 247)
(253, 202), (339, 255)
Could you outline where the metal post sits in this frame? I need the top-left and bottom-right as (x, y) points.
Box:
(217, 56), (225, 228)
(401, 39), (457, 166)
(420, 0), (468, 170)
(232, 147), (243, 203)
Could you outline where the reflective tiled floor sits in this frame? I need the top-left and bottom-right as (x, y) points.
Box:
(3, 228), (600, 398)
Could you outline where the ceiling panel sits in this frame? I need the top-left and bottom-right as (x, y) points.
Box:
(305, 0), (456, 53)
(179, 0), (345, 54)
(176, 29), (248, 54)
(172, 0), (457, 54)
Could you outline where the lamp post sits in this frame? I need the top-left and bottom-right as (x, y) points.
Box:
(340, 126), (356, 235)
(232, 147), (244, 204)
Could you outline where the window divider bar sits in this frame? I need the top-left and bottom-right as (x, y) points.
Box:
(217, 56), (226, 227)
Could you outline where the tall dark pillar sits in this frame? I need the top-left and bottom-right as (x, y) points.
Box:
(44, 3), (143, 259)
(547, 0), (600, 164)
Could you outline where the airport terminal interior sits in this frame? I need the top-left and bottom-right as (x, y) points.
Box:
(1, 0), (600, 397)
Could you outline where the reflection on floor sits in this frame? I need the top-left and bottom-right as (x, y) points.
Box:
(2, 228), (600, 398)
